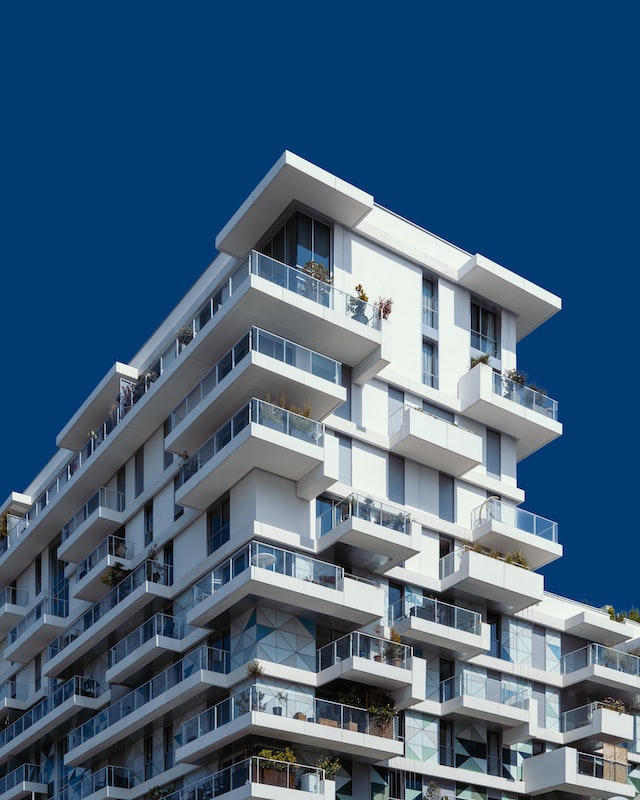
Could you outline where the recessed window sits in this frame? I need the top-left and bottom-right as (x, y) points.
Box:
(422, 340), (438, 388)
(486, 429), (501, 476)
(260, 211), (331, 272)
(471, 301), (498, 356)
(208, 494), (230, 554)
(422, 276), (437, 328)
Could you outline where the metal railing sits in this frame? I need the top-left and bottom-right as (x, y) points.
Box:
(561, 701), (620, 732)
(471, 496), (558, 542)
(389, 593), (481, 635)
(109, 613), (185, 667)
(0, 678), (28, 703)
(317, 630), (411, 670)
(0, 764), (42, 794)
(440, 673), (529, 708)
(492, 371), (558, 420)
(316, 493), (411, 537)
(61, 487), (125, 542)
(8, 595), (68, 644)
(76, 534), (131, 582)
(577, 750), (630, 783)
(52, 766), (132, 800)
(562, 643), (640, 677)
(0, 585), (28, 608)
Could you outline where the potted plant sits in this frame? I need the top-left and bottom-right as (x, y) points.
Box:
(316, 754), (341, 779)
(376, 297), (393, 320)
(505, 549), (530, 570)
(338, 686), (363, 731)
(146, 543), (164, 582)
(470, 352), (491, 368)
(348, 284), (370, 322)
(100, 562), (131, 587)
(385, 627), (405, 667)
(367, 691), (397, 738)
(176, 324), (194, 347)
(246, 659), (265, 678)
(257, 746), (297, 787)
(273, 689), (287, 716)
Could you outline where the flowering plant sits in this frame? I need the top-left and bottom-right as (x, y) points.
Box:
(377, 297), (393, 319)
(599, 696), (626, 713)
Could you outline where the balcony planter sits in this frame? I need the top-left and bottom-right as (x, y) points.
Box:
(257, 747), (296, 788)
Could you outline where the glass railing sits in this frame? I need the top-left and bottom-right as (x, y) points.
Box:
(170, 327), (341, 429)
(471, 497), (558, 542)
(68, 645), (228, 748)
(577, 751), (629, 783)
(52, 766), (132, 800)
(492, 371), (558, 420)
(76, 535), (131, 582)
(8, 595), (68, 644)
(180, 685), (400, 744)
(316, 493), (411, 537)
(439, 549), (465, 579)
(0, 513), (28, 557)
(48, 560), (173, 662)
(389, 593), (481, 635)
(180, 398), (323, 487)
(0, 679), (28, 704)
(317, 630), (411, 670)
(0, 676), (98, 749)
(440, 673), (529, 708)
(191, 541), (344, 608)
(0, 586), (28, 608)
(109, 613), (185, 667)
(471, 330), (497, 356)
(562, 644), (640, 677)
(0, 764), (42, 794)
(61, 487), (125, 543)
(388, 404), (473, 438)
(562, 702), (610, 732)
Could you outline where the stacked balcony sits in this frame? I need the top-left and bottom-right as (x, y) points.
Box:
(522, 746), (634, 797)
(439, 673), (531, 729)
(0, 764), (47, 800)
(186, 541), (383, 630)
(388, 405), (482, 476)
(176, 685), (403, 765)
(0, 679), (29, 719)
(50, 766), (133, 800)
(5, 595), (68, 663)
(58, 487), (126, 563)
(562, 644), (640, 696)
(389, 593), (489, 660)
(561, 701), (634, 746)
(0, 586), (28, 636)
(458, 362), (561, 459)
(72, 534), (133, 601)
(315, 494), (419, 573)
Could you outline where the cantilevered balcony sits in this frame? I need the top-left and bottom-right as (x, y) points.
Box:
(561, 701), (634, 746)
(522, 747), (634, 798)
(388, 405), (482, 476)
(187, 541), (383, 629)
(0, 675), (100, 759)
(72, 534), (133, 601)
(315, 494), (419, 573)
(439, 548), (544, 613)
(5, 595), (68, 663)
(440, 673), (531, 728)
(50, 766), (133, 800)
(176, 685), (403, 765)
(0, 764), (47, 800)
(0, 586), (28, 636)
(65, 645), (228, 766)
(389, 594), (489, 660)
(562, 644), (640, 695)
(563, 606), (630, 646)
(470, 497), (562, 569)
(458, 363), (562, 459)
(0, 679), (29, 718)
(46, 560), (173, 677)
(176, 398), (335, 510)
(166, 327), (346, 457)
(316, 631), (414, 691)
(58, 487), (126, 563)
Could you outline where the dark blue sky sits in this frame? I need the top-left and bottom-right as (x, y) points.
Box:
(1, 3), (637, 613)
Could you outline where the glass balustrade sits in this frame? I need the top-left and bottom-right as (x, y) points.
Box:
(316, 494), (410, 538)
(76, 534), (131, 582)
(388, 594), (481, 635)
(471, 497), (558, 541)
(109, 613), (185, 667)
(492, 371), (558, 420)
(316, 630), (411, 670)
(440, 673), (529, 708)
(562, 643), (640, 677)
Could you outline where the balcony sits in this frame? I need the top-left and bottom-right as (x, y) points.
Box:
(72, 534), (133, 601)
(176, 398), (335, 510)
(0, 675), (100, 759)
(176, 686), (403, 765)
(440, 673), (531, 729)
(187, 541), (383, 630)
(166, 327), (346, 457)
(5, 595), (68, 663)
(522, 747), (634, 797)
(51, 766), (132, 800)
(0, 680), (29, 718)
(458, 363), (562, 459)
(562, 644), (640, 695)
(388, 406), (482, 476)
(315, 494), (419, 573)
(389, 594), (489, 660)
(316, 631), (414, 691)
(58, 487), (126, 563)
(563, 607), (630, 646)
(0, 764), (47, 800)
(561, 702), (634, 746)
(66, 645), (228, 765)
(46, 560), (173, 677)
(470, 497), (562, 570)
(439, 548), (544, 613)
(0, 586), (28, 636)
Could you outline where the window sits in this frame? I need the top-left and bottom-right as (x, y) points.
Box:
(439, 719), (454, 765)
(35, 553), (42, 596)
(144, 735), (153, 780)
(134, 448), (144, 498)
(488, 612), (502, 658)
(163, 419), (174, 469)
(316, 495), (335, 538)
(334, 364), (352, 421)
(486, 429), (501, 476)
(208, 494), (230, 554)
(337, 435), (352, 485)
(487, 730), (501, 776)
(144, 502), (154, 547)
(117, 467), (126, 509)
(173, 476), (183, 520)
(471, 300), (498, 356)
(34, 653), (41, 692)
(422, 276), (437, 328)
(260, 211), (331, 272)
(388, 454), (405, 504)
(438, 474), (454, 522)
(164, 724), (174, 771)
(422, 340), (438, 388)
(423, 400), (454, 423)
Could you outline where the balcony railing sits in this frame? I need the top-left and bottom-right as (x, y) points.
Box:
(577, 750), (629, 783)
(561, 701), (618, 732)
(52, 766), (132, 800)
(562, 643), (640, 677)
(61, 487), (125, 543)
(0, 586), (28, 608)
(0, 764), (43, 794)
(0, 678), (28, 704)
(191, 541), (345, 608)
(170, 327), (341, 430)
(316, 494), (411, 537)
(48, 560), (173, 662)
(440, 673), (529, 708)
(76, 535), (131, 583)
(109, 613), (185, 667)
(389, 593), (481, 635)
(492, 371), (558, 420)
(0, 675), (98, 749)
(0, 513), (29, 557)
(180, 685), (400, 744)
(180, 398), (323, 487)
(471, 497), (558, 542)
(317, 630), (412, 670)
(8, 595), (68, 643)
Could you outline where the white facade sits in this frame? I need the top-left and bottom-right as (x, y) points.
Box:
(1, 151), (638, 800)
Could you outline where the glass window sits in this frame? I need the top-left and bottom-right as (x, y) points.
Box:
(337, 435), (352, 485)
(208, 494), (230, 554)
(422, 340), (438, 388)
(173, 476), (183, 521)
(334, 364), (352, 421)
(423, 277), (437, 328)
(471, 301), (498, 356)
(388, 454), (405, 504)
(134, 447), (144, 498)
(438, 474), (454, 522)
(423, 401), (454, 423)
(486, 429), (501, 476)
(260, 211), (332, 272)
(144, 502), (154, 547)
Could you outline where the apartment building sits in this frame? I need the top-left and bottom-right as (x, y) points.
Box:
(1, 151), (639, 800)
